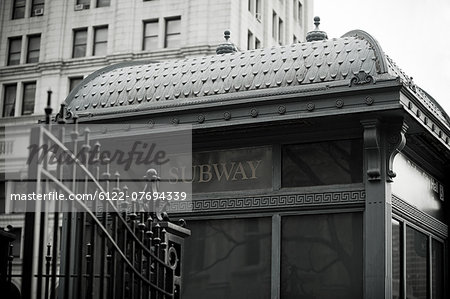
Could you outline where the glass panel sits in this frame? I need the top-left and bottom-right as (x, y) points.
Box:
(31, 0), (45, 16)
(8, 38), (21, 65)
(77, 0), (90, 5)
(27, 35), (40, 63)
(256, 0), (261, 14)
(166, 18), (181, 35)
(392, 219), (401, 299)
(145, 21), (158, 36)
(278, 18), (283, 44)
(144, 21), (158, 50)
(10, 38), (21, 53)
(94, 43), (106, 56)
(97, 0), (110, 7)
(432, 239), (444, 299)
(13, 0), (25, 19)
(144, 36), (158, 50)
(282, 139), (363, 187)
(406, 226), (428, 299)
(95, 27), (108, 42)
(255, 38), (261, 49)
(73, 29), (87, 58)
(22, 82), (36, 115)
(74, 29), (87, 44)
(281, 213), (363, 299)
(69, 77), (84, 93)
(3, 85), (17, 117)
(165, 34), (180, 48)
(94, 27), (108, 56)
(183, 218), (271, 299)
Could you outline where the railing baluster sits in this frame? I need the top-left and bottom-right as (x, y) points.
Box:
(7, 243), (13, 286)
(44, 243), (51, 299)
(85, 242), (93, 298)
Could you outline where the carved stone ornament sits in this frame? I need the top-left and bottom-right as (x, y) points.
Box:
(278, 105), (286, 114)
(349, 70), (376, 87)
(386, 122), (408, 182)
(361, 120), (381, 181)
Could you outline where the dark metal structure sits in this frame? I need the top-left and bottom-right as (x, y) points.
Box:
(3, 98), (190, 299)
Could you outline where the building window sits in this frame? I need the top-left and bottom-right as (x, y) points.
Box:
(93, 26), (108, 56)
(164, 17), (181, 48)
(2, 84), (17, 117)
(31, 0), (45, 17)
(143, 19), (158, 50)
(247, 30), (254, 50)
(248, 0), (253, 12)
(281, 213), (363, 298)
(392, 218), (445, 297)
(8, 37), (22, 66)
(256, 0), (261, 16)
(77, 0), (90, 6)
(12, 0), (25, 19)
(278, 18), (284, 45)
(272, 11), (277, 39)
(183, 218), (271, 298)
(72, 28), (87, 58)
(255, 37), (261, 49)
(26, 34), (41, 63)
(69, 76), (84, 93)
(96, 0), (110, 7)
(22, 82), (36, 115)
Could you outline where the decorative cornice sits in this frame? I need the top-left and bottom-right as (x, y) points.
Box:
(392, 195), (447, 238)
(167, 189), (365, 214)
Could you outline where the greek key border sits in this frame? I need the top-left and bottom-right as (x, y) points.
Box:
(392, 195), (448, 238)
(168, 189), (365, 214)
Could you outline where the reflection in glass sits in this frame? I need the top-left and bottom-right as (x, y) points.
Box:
(183, 218), (271, 299)
(281, 213), (363, 298)
(432, 239), (444, 299)
(282, 139), (362, 187)
(392, 219), (401, 299)
(406, 227), (428, 299)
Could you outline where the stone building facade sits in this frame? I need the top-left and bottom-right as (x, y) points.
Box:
(0, 0), (312, 126)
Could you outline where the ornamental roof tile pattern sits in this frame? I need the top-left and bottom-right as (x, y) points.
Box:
(65, 34), (383, 116)
(64, 30), (449, 127)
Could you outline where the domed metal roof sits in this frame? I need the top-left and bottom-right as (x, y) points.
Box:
(62, 29), (448, 127)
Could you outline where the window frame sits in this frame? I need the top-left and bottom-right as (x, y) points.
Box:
(30, 0), (45, 17)
(96, 0), (110, 8)
(72, 28), (88, 58)
(12, 0), (26, 19)
(278, 18), (284, 45)
(26, 34), (41, 63)
(392, 214), (446, 298)
(2, 84), (17, 117)
(69, 76), (84, 94)
(164, 16), (181, 49)
(93, 25), (108, 56)
(22, 81), (36, 116)
(143, 19), (159, 51)
(247, 30), (254, 50)
(7, 36), (22, 66)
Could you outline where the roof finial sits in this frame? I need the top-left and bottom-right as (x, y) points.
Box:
(216, 30), (238, 54)
(306, 16), (328, 42)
